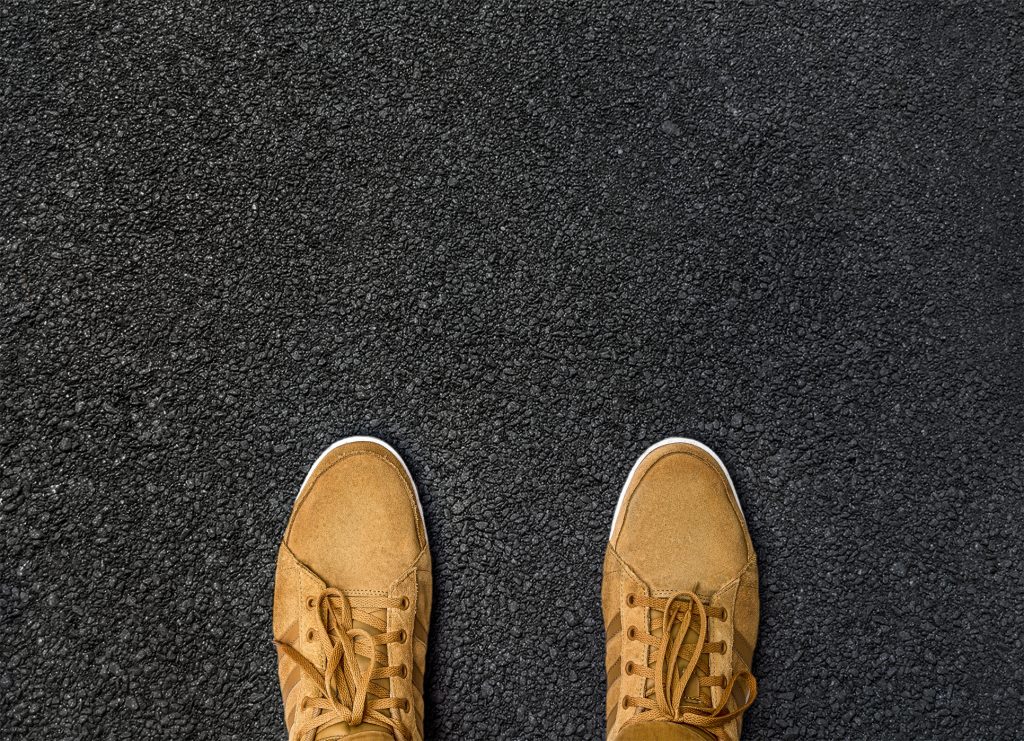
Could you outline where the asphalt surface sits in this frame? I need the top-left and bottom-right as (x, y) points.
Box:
(2, 2), (1023, 739)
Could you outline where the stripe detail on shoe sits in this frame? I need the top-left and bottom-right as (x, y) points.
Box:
(607, 656), (621, 687)
(607, 685), (620, 730)
(606, 611), (621, 639)
(732, 630), (753, 666)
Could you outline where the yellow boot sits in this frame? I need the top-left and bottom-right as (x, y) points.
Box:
(604, 439), (759, 741)
(273, 438), (431, 741)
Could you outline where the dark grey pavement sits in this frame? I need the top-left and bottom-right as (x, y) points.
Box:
(2, 2), (1023, 739)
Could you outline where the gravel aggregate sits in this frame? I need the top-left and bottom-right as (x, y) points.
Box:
(2, 2), (1023, 739)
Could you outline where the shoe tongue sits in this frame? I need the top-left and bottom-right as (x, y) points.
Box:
(313, 721), (395, 740)
(615, 721), (714, 741)
(651, 601), (713, 708)
(311, 598), (398, 741)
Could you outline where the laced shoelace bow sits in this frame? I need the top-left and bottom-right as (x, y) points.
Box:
(275, 588), (411, 741)
(622, 591), (757, 729)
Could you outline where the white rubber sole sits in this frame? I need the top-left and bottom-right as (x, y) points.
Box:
(609, 437), (745, 540)
(297, 435), (429, 546)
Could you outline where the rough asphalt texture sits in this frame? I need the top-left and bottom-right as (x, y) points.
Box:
(2, 2), (1023, 739)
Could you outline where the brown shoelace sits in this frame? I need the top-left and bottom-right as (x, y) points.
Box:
(622, 591), (757, 730)
(276, 588), (410, 741)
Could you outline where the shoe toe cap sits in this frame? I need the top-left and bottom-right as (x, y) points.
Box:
(285, 441), (426, 589)
(613, 442), (752, 592)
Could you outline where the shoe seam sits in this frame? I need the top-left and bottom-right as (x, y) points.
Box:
(280, 541), (328, 588)
(605, 542), (645, 586)
(388, 545), (430, 592)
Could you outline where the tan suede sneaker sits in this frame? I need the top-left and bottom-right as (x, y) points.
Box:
(603, 439), (759, 741)
(273, 437), (431, 741)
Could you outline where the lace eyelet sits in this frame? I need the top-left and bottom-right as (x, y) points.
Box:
(719, 608), (727, 620)
(306, 596), (315, 609)
(624, 660), (634, 676)
(626, 626), (637, 640)
(401, 698), (411, 712)
(399, 596), (410, 610)
(399, 665), (409, 679)
(306, 629), (315, 642)
(626, 593), (637, 607)
(398, 629), (408, 644)
(621, 696), (630, 710)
